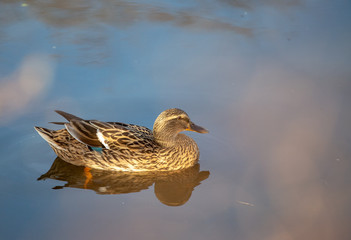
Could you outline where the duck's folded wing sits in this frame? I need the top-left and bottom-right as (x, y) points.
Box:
(90, 121), (155, 151)
(107, 122), (153, 137)
(55, 110), (84, 121)
(53, 110), (102, 147)
(65, 120), (102, 147)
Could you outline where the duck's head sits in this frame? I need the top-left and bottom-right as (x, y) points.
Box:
(153, 108), (208, 145)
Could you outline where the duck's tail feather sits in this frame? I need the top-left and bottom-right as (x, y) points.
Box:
(35, 126), (53, 140)
(34, 127), (63, 150)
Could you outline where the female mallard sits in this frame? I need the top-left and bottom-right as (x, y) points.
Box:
(35, 108), (208, 171)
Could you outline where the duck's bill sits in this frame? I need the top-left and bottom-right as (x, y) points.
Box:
(186, 122), (209, 134)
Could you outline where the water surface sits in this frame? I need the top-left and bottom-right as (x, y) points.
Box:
(1, 1), (351, 239)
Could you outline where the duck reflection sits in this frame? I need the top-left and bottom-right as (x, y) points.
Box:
(38, 157), (209, 206)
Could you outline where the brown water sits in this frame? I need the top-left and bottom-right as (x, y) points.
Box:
(1, 1), (351, 239)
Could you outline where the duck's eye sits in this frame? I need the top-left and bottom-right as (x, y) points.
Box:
(177, 116), (189, 123)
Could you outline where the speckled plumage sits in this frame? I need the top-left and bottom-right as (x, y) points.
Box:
(35, 108), (208, 171)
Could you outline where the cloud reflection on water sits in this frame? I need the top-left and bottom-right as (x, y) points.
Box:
(231, 64), (347, 239)
(0, 54), (53, 124)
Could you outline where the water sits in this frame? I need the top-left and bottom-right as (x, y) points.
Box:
(1, 1), (351, 239)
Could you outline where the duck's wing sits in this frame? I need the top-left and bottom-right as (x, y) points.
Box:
(52, 110), (101, 147)
(90, 120), (155, 152)
(108, 122), (153, 138)
(55, 110), (84, 121)
(64, 120), (102, 147)
(52, 110), (154, 149)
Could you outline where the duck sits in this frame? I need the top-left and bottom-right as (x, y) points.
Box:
(35, 108), (208, 171)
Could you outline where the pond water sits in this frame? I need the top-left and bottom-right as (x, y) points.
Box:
(1, 1), (351, 239)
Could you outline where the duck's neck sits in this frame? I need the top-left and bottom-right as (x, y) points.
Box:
(153, 126), (180, 148)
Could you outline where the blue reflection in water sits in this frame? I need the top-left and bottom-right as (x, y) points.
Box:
(1, 0), (351, 240)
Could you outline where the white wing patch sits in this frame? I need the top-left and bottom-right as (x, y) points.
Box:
(97, 130), (110, 149)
